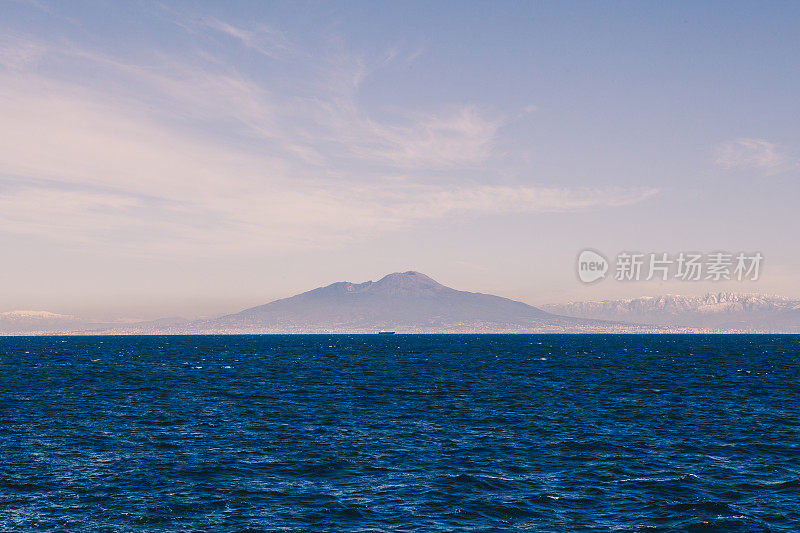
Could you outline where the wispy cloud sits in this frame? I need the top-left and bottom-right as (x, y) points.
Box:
(359, 106), (499, 169)
(387, 185), (659, 220)
(715, 138), (794, 173)
(9, 0), (52, 14)
(191, 17), (292, 59)
(0, 24), (657, 255)
(0, 33), (46, 69)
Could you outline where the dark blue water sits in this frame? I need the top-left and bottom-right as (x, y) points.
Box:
(1, 335), (799, 532)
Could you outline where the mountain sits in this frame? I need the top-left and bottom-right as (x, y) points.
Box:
(16, 276), (798, 335)
(544, 293), (800, 332)
(0, 310), (127, 335)
(194, 271), (627, 333)
(0, 310), (89, 334)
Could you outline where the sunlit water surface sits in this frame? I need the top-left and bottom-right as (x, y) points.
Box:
(1, 334), (799, 532)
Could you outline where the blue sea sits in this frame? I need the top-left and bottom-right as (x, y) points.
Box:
(1, 334), (799, 532)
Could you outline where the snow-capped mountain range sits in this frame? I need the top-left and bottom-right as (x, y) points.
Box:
(0, 310), (85, 334)
(544, 293), (800, 332)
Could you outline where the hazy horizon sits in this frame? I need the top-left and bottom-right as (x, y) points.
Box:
(4, 269), (800, 323)
(2, 1), (799, 320)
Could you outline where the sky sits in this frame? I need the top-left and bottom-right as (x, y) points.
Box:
(1, 0), (799, 319)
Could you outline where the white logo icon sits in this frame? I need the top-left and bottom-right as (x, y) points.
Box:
(577, 249), (608, 283)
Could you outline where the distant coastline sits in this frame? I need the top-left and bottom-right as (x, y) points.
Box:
(3, 272), (799, 336)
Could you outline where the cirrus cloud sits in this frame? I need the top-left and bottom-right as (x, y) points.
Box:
(0, 25), (658, 256)
(714, 138), (794, 173)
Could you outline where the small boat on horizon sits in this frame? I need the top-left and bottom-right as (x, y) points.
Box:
(378, 331), (396, 335)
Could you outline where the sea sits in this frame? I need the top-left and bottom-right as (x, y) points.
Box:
(1, 334), (799, 532)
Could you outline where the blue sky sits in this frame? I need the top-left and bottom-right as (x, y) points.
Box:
(1, 1), (799, 318)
